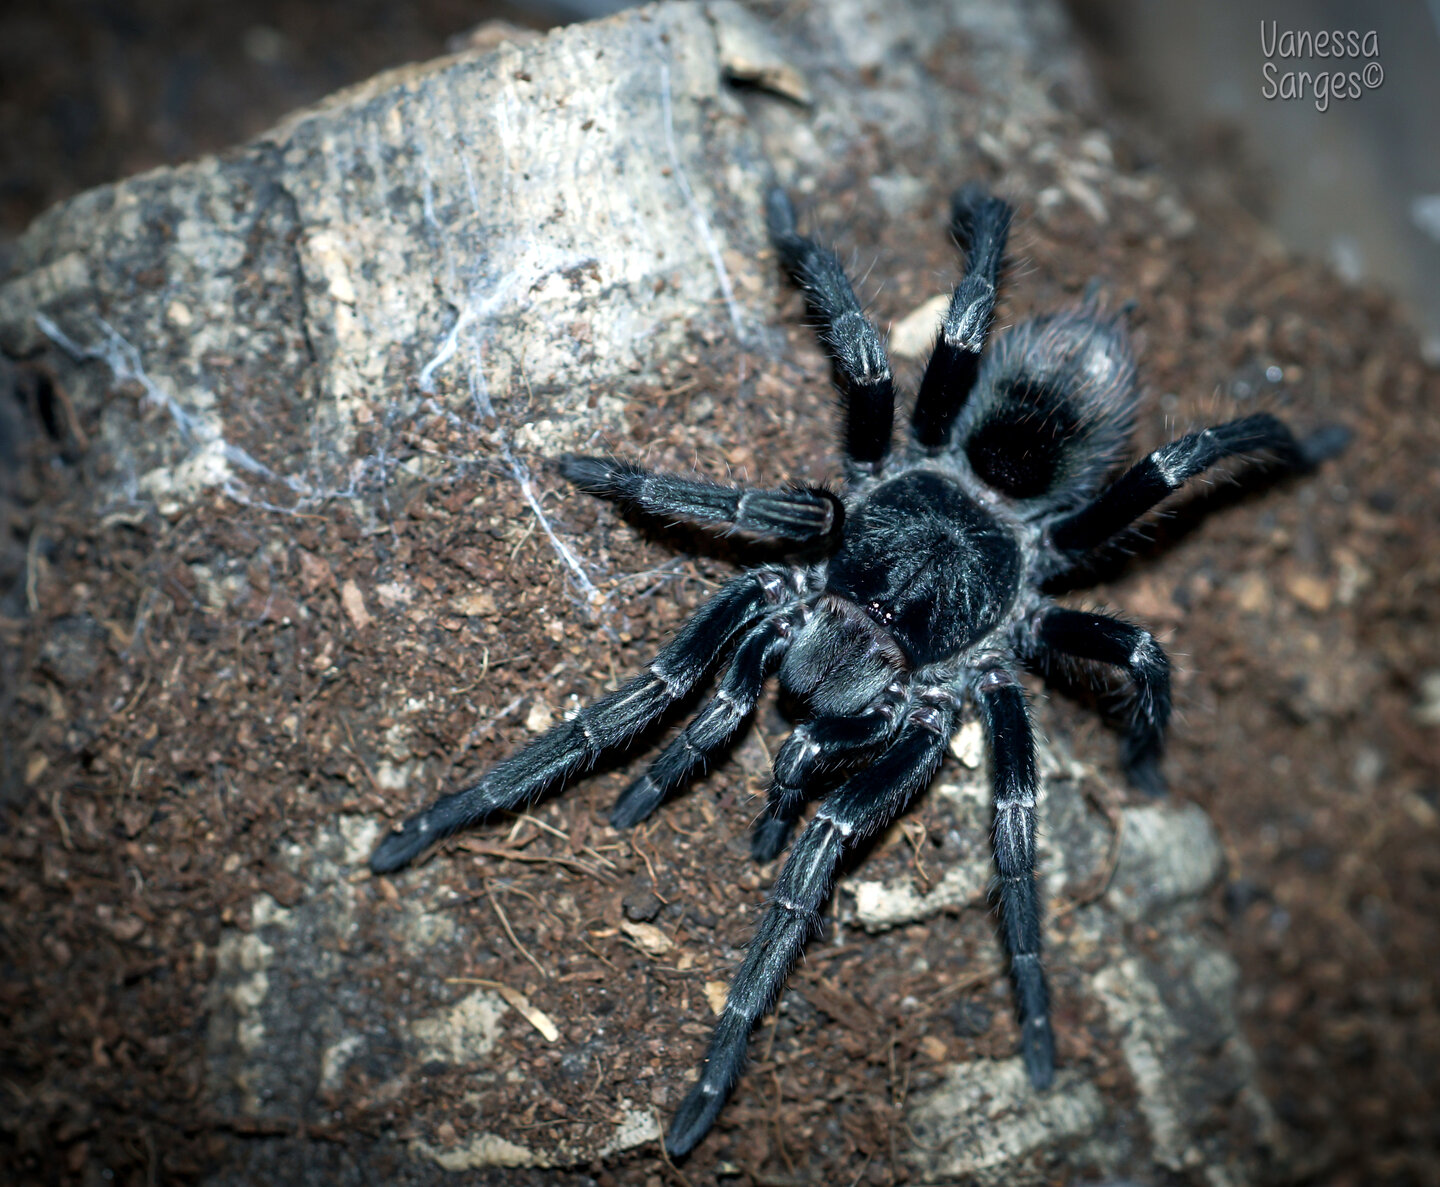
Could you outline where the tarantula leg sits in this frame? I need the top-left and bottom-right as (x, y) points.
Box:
(765, 187), (895, 473)
(369, 570), (798, 874)
(1032, 608), (1172, 795)
(911, 187), (1013, 451)
(558, 456), (843, 544)
(977, 669), (1054, 1090)
(750, 699), (903, 861)
(666, 714), (952, 1158)
(610, 613), (797, 829)
(1047, 413), (1343, 559)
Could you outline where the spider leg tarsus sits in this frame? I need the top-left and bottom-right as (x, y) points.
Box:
(750, 702), (903, 861)
(1123, 749), (1168, 797)
(911, 185), (1012, 451)
(609, 617), (793, 828)
(1029, 607), (1172, 796)
(763, 185), (798, 243)
(609, 774), (662, 830)
(1046, 412), (1346, 559)
(559, 453), (842, 543)
(553, 452), (612, 489)
(978, 670), (1055, 1088)
(369, 571), (792, 872)
(370, 794), (463, 873)
(766, 185), (896, 471)
(1021, 1007), (1056, 1090)
(1298, 423), (1352, 469)
(749, 811), (797, 863)
(667, 718), (951, 1156)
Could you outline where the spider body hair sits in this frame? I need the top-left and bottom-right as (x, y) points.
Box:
(959, 306), (1139, 510)
(370, 181), (1345, 1159)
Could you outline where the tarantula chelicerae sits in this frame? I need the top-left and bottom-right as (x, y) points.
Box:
(372, 183), (1344, 1156)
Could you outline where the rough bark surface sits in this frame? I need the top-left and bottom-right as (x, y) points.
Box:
(3, 1), (1434, 1185)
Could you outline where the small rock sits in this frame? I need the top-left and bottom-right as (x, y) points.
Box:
(1233, 571), (1271, 614)
(948, 719), (985, 768)
(618, 919), (673, 956)
(296, 548), (336, 594)
(710, 0), (812, 103)
(1285, 572), (1333, 613)
(39, 616), (106, 687)
(525, 700), (553, 733)
(623, 877), (663, 923)
(1413, 670), (1440, 726)
(1105, 803), (1224, 923)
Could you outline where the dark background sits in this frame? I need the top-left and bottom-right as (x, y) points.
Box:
(5, 1), (1438, 352)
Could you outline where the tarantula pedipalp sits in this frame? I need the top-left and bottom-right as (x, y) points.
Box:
(370, 182), (1346, 1158)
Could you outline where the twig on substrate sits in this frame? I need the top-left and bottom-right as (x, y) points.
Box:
(629, 825), (671, 903)
(460, 841), (616, 885)
(484, 878), (551, 979)
(443, 976), (561, 1042)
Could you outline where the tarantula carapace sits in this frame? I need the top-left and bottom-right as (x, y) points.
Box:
(371, 182), (1344, 1157)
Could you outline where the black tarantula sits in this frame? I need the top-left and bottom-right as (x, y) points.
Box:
(371, 183), (1345, 1157)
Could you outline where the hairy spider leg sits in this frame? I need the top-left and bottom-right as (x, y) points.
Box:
(1031, 608), (1172, 796)
(558, 455), (842, 544)
(911, 187), (1014, 451)
(369, 569), (799, 874)
(750, 695), (905, 861)
(610, 612), (799, 828)
(1047, 413), (1347, 560)
(665, 712), (954, 1157)
(765, 187), (896, 474)
(977, 669), (1054, 1089)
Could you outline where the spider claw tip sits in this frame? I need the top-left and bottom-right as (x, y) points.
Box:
(664, 1088), (720, 1159)
(369, 821), (432, 874)
(1022, 1026), (1056, 1091)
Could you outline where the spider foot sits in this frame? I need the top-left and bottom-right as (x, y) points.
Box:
(665, 1080), (725, 1160)
(1123, 750), (1168, 797)
(370, 789), (473, 873)
(609, 774), (664, 830)
(1022, 1016), (1056, 1090)
(1298, 423), (1352, 469)
(749, 811), (796, 862)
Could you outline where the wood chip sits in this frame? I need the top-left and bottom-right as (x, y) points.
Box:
(493, 983), (561, 1043)
(1286, 572), (1333, 613)
(889, 293), (950, 359)
(918, 1034), (949, 1062)
(451, 591), (498, 617)
(618, 918), (674, 956)
(703, 981), (729, 1016)
(341, 579), (372, 629)
(797, 979), (878, 1032)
